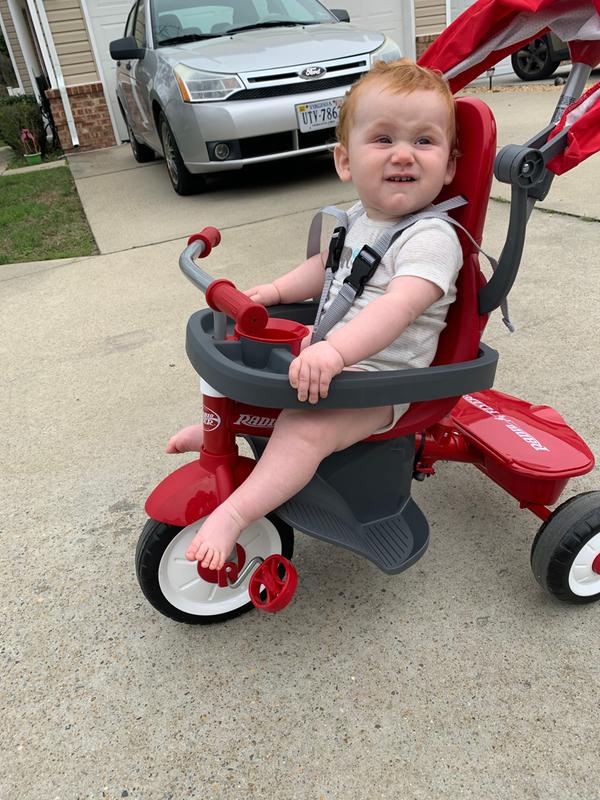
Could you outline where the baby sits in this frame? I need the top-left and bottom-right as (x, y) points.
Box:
(167, 58), (462, 570)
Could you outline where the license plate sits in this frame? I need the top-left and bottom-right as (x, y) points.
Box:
(295, 97), (343, 133)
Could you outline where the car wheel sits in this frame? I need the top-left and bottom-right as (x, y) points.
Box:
(158, 112), (206, 195)
(126, 119), (155, 163)
(511, 35), (560, 81)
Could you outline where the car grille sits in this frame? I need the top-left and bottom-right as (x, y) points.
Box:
(246, 60), (368, 83)
(228, 72), (365, 101)
(238, 127), (336, 159)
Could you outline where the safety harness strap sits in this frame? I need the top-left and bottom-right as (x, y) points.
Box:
(310, 196), (507, 344)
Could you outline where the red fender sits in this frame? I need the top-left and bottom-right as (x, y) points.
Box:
(145, 454), (255, 527)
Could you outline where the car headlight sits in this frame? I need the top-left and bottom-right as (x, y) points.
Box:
(174, 64), (243, 102)
(369, 36), (402, 66)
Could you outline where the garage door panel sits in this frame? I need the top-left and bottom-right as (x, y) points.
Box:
(341, 1), (403, 52)
(85, 0), (133, 141)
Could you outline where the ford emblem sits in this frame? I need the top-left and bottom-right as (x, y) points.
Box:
(300, 66), (326, 80)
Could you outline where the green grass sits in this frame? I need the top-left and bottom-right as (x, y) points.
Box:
(0, 165), (97, 264)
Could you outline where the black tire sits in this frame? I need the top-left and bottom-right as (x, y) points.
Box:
(135, 513), (294, 624)
(511, 35), (560, 81)
(126, 118), (155, 163)
(158, 112), (206, 195)
(531, 491), (600, 604)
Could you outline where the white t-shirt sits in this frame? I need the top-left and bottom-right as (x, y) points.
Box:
(322, 206), (463, 373)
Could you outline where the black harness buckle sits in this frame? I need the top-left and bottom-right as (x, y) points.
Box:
(325, 225), (346, 273)
(344, 245), (381, 296)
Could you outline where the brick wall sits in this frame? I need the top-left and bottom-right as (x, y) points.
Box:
(416, 33), (440, 59)
(45, 82), (116, 151)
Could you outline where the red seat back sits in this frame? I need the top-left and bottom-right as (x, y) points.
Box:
(373, 96), (497, 439)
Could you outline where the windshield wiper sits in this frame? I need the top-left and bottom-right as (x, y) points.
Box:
(159, 33), (220, 46)
(226, 21), (316, 34)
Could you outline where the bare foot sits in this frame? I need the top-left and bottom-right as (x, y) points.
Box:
(166, 424), (204, 454)
(185, 502), (246, 570)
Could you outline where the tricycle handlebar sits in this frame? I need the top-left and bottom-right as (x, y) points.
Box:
(179, 227), (269, 335)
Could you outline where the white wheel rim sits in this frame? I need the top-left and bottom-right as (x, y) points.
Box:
(158, 517), (283, 616)
(568, 531), (600, 596)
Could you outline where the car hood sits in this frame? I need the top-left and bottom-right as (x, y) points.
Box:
(158, 24), (384, 73)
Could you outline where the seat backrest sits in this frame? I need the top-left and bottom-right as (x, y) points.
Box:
(157, 13), (183, 40)
(373, 96), (497, 439)
(232, 1), (259, 26)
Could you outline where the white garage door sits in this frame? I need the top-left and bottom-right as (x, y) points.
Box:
(341, 1), (414, 58)
(84, 0), (134, 141)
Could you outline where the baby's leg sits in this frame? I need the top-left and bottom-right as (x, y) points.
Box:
(166, 424), (204, 454)
(186, 404), (393, 569)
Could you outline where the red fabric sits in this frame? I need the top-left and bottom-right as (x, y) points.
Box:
(547, 81), (600, 174)
(418, 0), (600, 92)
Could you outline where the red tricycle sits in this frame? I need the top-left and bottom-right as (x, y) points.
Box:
(135, 1), (600, 623)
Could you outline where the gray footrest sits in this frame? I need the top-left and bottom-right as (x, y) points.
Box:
(276, 495), (429, 574)
(246, 434), (430, 574)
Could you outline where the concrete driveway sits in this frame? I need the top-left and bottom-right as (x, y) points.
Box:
(2, 84), (600, 800)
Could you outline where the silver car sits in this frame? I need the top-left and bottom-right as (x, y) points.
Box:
(110, 0), (400, 194)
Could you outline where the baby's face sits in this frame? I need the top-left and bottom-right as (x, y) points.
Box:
(334, 86), (456, 221)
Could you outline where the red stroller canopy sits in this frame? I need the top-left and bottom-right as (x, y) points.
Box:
(419, 0), (600, 174)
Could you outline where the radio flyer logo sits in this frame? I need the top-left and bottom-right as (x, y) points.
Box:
(235, 414), (277, 430)
(203, 409), (221, 431)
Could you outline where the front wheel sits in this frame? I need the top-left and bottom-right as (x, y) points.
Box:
(159, 112), (205, 195)
(531, 491), (600, 604)
(135, 513), (294, 623)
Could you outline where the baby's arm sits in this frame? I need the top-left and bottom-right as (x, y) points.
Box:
(289, 276), (442, 403)
(327, 275), (442, 366)
(245, 251), (326, 305)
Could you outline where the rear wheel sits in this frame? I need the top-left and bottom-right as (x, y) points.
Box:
(135, 513), (294, 623)
(511, 35), (560, 81)
(531, 491), (600, 604)
(159, 112), (205, 195)
(126, 118), (155, 163)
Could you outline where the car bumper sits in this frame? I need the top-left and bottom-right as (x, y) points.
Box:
(167, 84), (351, 173)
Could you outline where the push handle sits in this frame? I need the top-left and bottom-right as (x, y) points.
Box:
(205, 279), (268, 335)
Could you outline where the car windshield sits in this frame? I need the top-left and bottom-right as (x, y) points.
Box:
(153, 0), (336, 45)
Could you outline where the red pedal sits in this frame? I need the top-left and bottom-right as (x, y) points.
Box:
(248, 555), (298, 612)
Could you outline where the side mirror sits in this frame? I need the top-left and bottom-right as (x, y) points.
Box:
(110, 36), (145, 61)
(331, 8), (350, 22)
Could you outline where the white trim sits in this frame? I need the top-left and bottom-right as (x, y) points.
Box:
(400, 0), (416, 59)
(5, 0), (43, 100)
(445, 0), (453, 26)
(27, 0), (79, 147)
(79, 0), (120, 145)
(22, 0), (55, 85)
(0, 8), (25, 92)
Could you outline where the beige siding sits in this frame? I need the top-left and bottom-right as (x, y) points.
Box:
(414, 0), (447, 36)
(0, 0), (33, 92)
(45, 0), (97, 85)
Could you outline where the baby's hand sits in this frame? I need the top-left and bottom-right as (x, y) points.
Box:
(243, 283), (280, 306)
(289, 341), (345, 404)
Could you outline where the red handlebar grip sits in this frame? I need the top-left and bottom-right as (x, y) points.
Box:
(205, 279), (268, 333)
(187, 226), (222, 258)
